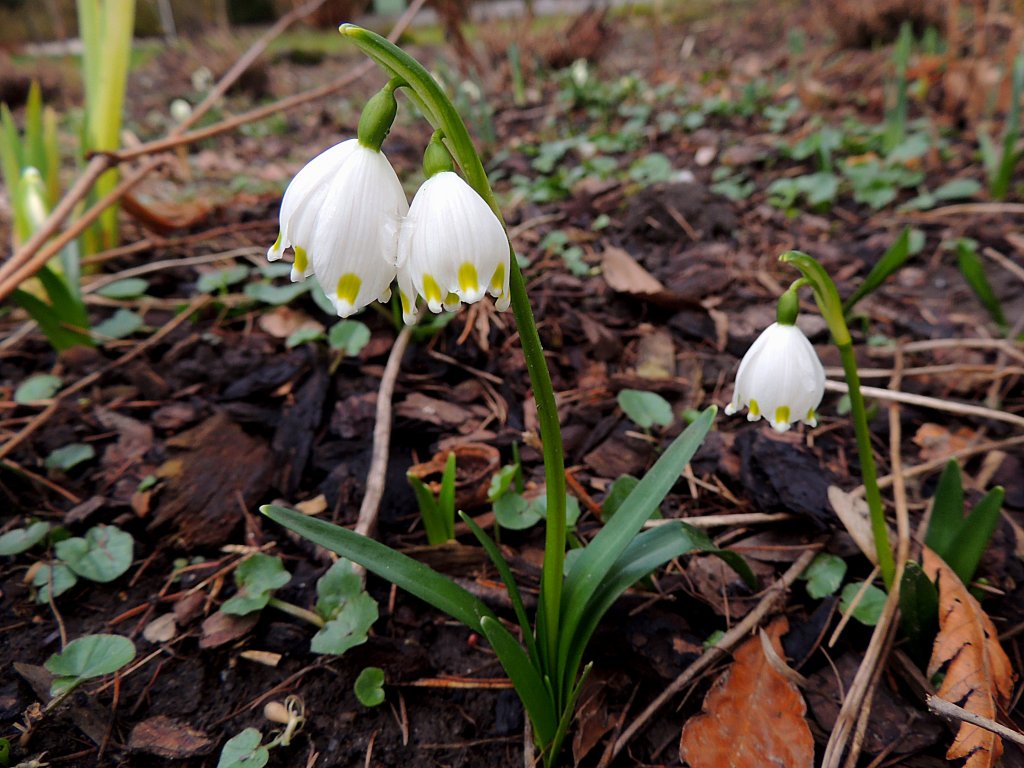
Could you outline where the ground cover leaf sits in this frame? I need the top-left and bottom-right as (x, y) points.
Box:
(924, 547), (1015, 768)
(679, 617), (813, 768)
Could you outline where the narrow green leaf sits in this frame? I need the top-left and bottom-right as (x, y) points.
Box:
(843, 227), (913, 314)
(261, 504), (495, 631)
(479, 616), (556, 746)
(460, 511), (539, 666)
(562, 522), (753, 692)
(956, 239), (1007, 330)
(561, 407), (715, 645)
(943, 487), (1004, 585)
(924, 460), (963, 558)
(438, 452), (457, 540)
(407, 473), (449, 546)
(24, 82), (45, 177)
(898, 560), (938, 665)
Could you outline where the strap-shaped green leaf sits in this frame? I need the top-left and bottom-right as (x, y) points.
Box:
(924, 460), (963, 558)
(898, 559), (938, 665)
(460, 511), (539, 666)
(438, 452), (457, 541)
(561, 522), (753, 693)
(479, 616), (556, 747)
(842, 227), (914, 315)
(261, 505), (495, 631)
(558, 408), (715, 693)
(944, 486), (1004, 585)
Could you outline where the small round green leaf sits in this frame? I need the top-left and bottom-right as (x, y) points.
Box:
(354, 666), (385, 707)
(44, 443), (95, 471)
(93, 309), (143, 340)
(285, 326), (324, 348)
(95, 278), (149, 299)
(55, 525), (134, 583)
(45, 633), (136, 696)
(198, 265), (251, 293)
(802, 553), (847, 599)
(216, 727), (269, 768)
(221, 554), (291, 616)
(839, 581), (887, 626)
(310, 591), (379, 656)
(32, 562), (77, 602)
(14, 374), (62, 403)
(617, 389), (674, 429)
(328, 320), (371, 356)
(0, 521), (51, 555)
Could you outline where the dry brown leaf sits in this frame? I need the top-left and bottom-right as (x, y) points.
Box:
(128, 715), (212, 758)
(679, 617), (813, 768)
(913, 423), (978, 463)
(601, 246), (666, 295)
(924, 547), (1016, 768)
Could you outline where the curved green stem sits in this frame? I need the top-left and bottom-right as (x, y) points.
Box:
(779, 251), (895, 589)
(341, 21), (568, 704)
(267, 597), (326, 628)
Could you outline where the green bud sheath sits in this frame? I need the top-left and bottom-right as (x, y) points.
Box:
(357, 85), (399, 151)
(423, 134), (454, 177)
(776, 286), (800, 325)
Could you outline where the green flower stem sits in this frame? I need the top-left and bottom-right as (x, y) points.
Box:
(340, 23), (568, 681)
(779, 251), (895, 589)
(267, 597), (326, 628)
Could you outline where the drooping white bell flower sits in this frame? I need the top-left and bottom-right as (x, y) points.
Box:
(724, 321), (826, 432)
(396, 166), (510, 325)
(267, 138), (408, 317)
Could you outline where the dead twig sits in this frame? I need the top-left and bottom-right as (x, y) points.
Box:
(824, 379), (1024, 430)
(602, 547), (821, 766)
(353, 325), (414, 576)
(927, 695), (1024, 748)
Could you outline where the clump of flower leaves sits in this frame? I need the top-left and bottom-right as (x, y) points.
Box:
(261, 25), (754, 767)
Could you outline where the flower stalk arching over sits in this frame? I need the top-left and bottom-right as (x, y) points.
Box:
(778, 251), (895, 589)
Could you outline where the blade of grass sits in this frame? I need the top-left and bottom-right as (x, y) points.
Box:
(439, 451), (456, 541)
(943, 486), (1004, 585)
(923, 460), (963, 558)
(956, 239), (1008, 331)
(842, 227), (913, 314)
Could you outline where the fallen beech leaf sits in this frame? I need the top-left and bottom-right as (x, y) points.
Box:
(257, 305), (323, 339)
(128, 715), (212, 757)
(924, 547), (1015, 768)
(601, 246), (665, 295)
(913, 423), (977, 463)
(679, 616), (813, 768)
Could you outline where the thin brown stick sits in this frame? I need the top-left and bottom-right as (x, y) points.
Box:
(823, 379), (1024, 429)
(354, 326), (414, 548)
(0, 295), (210, 461)
(602, 547), (820, 765)
(174, 0), (330, 135)
(927, 695), (1024, 747)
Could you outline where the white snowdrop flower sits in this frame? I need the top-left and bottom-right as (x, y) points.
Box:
(396, 167), (510, 325)
(724, 321), (826, 433)
(266, 138), (408, 318)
